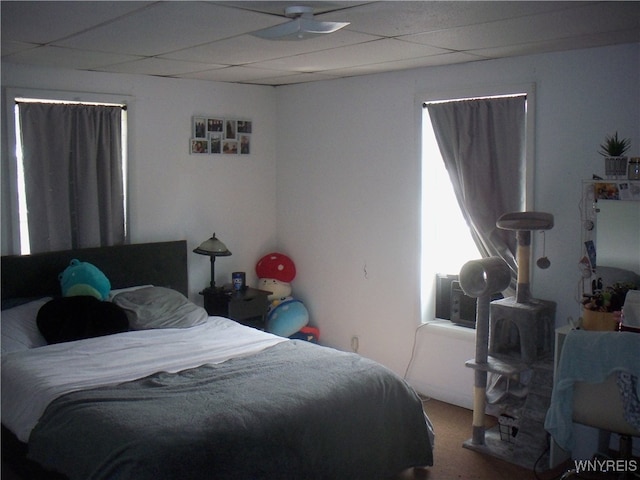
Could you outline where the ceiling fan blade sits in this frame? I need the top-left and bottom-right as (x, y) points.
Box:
(298, 17), (350, 34)
(251, 17), (349, 41)
(252, 18), (304, 40)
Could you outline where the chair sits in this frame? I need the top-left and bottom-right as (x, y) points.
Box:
(561, 373), (640, 480)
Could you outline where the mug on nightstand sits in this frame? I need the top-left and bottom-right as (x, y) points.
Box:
(232, 272), (246, 291)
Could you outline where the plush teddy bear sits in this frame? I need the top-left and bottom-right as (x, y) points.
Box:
(255, 253), (309, 338)
(59, 259), (111, 300)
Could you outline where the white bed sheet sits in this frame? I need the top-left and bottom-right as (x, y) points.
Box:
(1, 316), (286, 443)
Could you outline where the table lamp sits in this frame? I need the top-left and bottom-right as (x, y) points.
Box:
(193, 233), (231, 291)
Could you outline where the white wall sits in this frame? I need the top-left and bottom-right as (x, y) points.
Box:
(1, 64), (279, 301)
(275, 44), (640, 383)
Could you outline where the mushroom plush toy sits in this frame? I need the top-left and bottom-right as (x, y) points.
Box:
(255, 253), (309, 337)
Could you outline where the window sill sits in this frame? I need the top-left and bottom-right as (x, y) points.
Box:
(422, 319), (476, 341)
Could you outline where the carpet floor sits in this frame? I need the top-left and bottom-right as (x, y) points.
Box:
(410, 397), (574, 480)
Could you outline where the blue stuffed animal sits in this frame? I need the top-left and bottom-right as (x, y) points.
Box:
(266, 297), (309, 338)
(59, 259), (111, 300)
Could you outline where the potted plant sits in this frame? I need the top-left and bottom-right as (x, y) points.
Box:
(581, 281), (636, 330)
(599, 131), (631, 178)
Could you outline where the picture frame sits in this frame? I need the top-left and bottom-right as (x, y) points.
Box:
(209, 133), (222, 154)
(190, 116), (251, 155)
(239, 134), (250, 155)
(207, 118), (224, 133)
(193, 117), (207, 139)
(223, 140), (238, 154)
(191, 139), (209, 154)
(224, 119), (237, 140)
(237, 120), (252, 134)
(594, 182), (619, 200)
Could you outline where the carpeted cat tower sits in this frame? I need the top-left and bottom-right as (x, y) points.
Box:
(460, 212), (556, 470)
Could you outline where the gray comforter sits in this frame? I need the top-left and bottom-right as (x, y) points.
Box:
(28, 340), (433, 480)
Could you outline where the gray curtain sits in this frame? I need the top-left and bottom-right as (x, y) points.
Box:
(426, 96), (526, 294)
(18, 102), (125, 253)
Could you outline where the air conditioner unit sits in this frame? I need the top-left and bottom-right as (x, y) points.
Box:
(435, 274), (503, 328)
(435, 273), (457, 320)
(450, 280), (480, 328)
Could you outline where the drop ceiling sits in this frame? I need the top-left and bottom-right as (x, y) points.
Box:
(2, 1), (639, 86)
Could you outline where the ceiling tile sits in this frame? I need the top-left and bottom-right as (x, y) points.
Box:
(472, 28), (640, 59)
(2, 46), (141, 70)
(54, 2), (284, 56)
(322, 51), (488, 77)
(402, 2), (640, 51)
(0, 1), (151, 44)
(94, 57), (227, 76)
(319, 1), (589, 37)
(179, 65), (293, 82)
(1, 41), (39, 57)
(254, 38), (449, 72)
(241, 71), (342, 85)
(160, 30), (381, 65)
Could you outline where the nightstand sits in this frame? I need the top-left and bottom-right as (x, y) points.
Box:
(200, 287), (271, 329)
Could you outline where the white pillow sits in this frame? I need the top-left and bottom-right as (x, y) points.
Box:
(112, 286), (208, 330)
(1, 297), (51, 354)
(107, 285), (153, 301)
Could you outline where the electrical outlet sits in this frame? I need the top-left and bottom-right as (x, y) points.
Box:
(350, 336), (359, 353)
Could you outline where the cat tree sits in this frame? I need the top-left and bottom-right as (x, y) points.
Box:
(460, 212), (557, 469)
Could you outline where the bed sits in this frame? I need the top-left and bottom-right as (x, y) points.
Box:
(1, 240), (434, 480)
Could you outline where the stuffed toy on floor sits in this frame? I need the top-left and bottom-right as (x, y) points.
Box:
(255, 252), (311, 338)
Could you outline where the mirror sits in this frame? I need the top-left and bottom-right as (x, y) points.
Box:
(596, 199), (640, 274)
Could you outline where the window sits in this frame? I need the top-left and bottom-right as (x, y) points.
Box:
(421, 111), (480, 277)
(6, 89), (129, 255)
(420, 85), (535, 322)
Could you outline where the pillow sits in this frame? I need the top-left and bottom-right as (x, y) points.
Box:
(1, 297), (51, 354)
(37, 296), (129, 345)
(113, 286), (208, 330)
(2, 296), (47, 311)
(107, 285), (153, 301)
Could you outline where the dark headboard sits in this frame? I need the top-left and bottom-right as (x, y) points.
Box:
(1, 240), (188, 301)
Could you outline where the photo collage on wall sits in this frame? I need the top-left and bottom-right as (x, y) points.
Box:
(191, 116), (252, 155)
(594, 182), (640, 201)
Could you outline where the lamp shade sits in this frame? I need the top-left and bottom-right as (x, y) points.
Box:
(193, 233), (232, 257)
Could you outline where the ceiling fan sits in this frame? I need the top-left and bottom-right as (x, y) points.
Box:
(251, 6), (350, 41)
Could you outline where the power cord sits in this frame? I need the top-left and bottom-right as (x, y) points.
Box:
(533, 433), (552, 480)
(403, 322), (428, 380)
